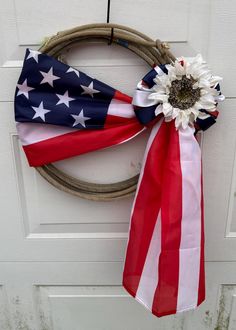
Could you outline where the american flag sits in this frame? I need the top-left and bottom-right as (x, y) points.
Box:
(15, 48), (206, 317)
(15, 48), (144, 166)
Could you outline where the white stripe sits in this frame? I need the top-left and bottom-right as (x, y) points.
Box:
(131, 117), (163, 311)
(135, 212), (161, 310)
(108, 99), (135, 118)
(132, 66), (166, 108)
(154, 65), (166, 76)
(132, 90), (158, 107)
(17, 120), (143, 147)
(16, 122), (76, 146)
(122, 117), (163, 298)
(123, 119), (163, 292)
(130, 118), (164, 217)
(177, 126), (202, 312)
(17, 98), (134, 146)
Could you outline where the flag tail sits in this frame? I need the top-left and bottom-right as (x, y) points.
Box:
(123, 120), (205, 317)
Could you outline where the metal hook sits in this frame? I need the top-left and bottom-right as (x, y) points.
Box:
(106, 0), (111, 23)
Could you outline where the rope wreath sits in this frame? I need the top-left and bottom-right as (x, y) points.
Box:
(36, 23), (175, 201)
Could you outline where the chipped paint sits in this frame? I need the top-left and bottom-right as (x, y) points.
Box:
(203, 310), (213, 328)
(11, 295), (34, 330)
(0, 286), (13, 330)
(215, 285), (236, 330)
(38, 308), (51, 330)
(33, 286), (52, 330)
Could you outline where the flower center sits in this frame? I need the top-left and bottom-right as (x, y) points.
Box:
(168, 75), (201, 110)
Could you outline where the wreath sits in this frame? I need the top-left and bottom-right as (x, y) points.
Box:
(14, 23), (224, 317)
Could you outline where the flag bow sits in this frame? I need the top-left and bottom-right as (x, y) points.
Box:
(15, 49), (224, 317)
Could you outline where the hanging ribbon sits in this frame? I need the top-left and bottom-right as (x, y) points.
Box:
(123, 118), (205, 316)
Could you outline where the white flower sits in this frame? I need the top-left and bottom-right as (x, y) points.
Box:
(149, 54), (224, 129)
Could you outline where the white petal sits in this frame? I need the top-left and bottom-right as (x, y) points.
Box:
(162, 102), (174, 116)
(211, 88), (220, 97)
(199, 103), (216, 111)
(194, 101), (204, 110)
(197, 78), (211, 89)
(194, 54), (204, 64)
(152, 83), (166, 91)
(174, 61), (185, 76)
(164, 115), (173, 122)
(200, 93), (216, 104)
(210, 75), (222, 86)
(205, 107), (217, 112)
(148, 92), (168, 103)
(155, 104), (163, 116)
(174, 111), (190, 130)
(175, 114), (183, 129)
(154, 74), (171, 88)
(172, 108), (180, 119)
(190, 106), (200, 120)
(181, 115), (190, 129)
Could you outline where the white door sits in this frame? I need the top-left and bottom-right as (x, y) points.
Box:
(0, 1), (236, 329)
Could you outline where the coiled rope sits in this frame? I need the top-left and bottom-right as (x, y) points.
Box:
(36, 23), (175, 201)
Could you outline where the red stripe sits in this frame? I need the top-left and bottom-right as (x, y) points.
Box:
(152, 121), (182, 317)
(123, 121), (169, 297)
(114, 90), (132, 104)
(24, 118), (143, 167)
(105, 114), (133, 127)
(198, 168), (205, 305)
(210, 110), (219, 117)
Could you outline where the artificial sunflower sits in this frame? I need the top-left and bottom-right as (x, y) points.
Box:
(149, 54), (224, 129)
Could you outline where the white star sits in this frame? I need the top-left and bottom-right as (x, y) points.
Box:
(26, 49), (41, 63)
(16, 79), (34, 99)
(56, 91), (75, 107)
(66, 67), (80, 78)
(71, 110), (90, 128)
(80, 81), (100, 98)
(40, 67), (60, 87)
(32, 101), (51, 121)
